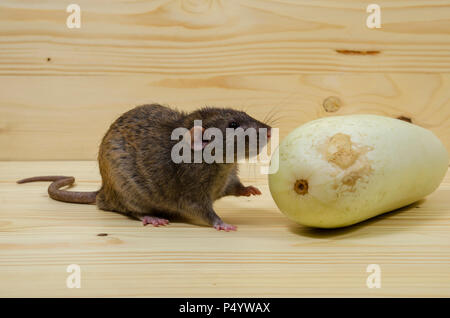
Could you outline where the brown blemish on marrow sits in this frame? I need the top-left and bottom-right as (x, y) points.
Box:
(323, 96), (341, 112)
(342, 173), (360, 187)
(341, 160), (372, 187)
(336, 49), (380, 55)
(294, 179), (308, 195)
(325, 133), (359, 169)
(320, 133), (373, 192)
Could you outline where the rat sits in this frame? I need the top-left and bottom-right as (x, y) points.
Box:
(17, 104), (272, 231)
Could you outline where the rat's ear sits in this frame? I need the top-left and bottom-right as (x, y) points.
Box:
(185, 126), (206, 151)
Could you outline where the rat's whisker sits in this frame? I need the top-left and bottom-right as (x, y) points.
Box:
(263, 106), (280, 125)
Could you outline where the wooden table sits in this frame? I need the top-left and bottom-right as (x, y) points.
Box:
(1, 161), (449, 297)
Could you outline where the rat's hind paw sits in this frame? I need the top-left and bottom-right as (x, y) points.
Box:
(141, 216), (170, 227)
(236, 185), (262, 197)
(213, 222), (237, 232)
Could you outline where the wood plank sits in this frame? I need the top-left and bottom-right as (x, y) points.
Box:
(1, 73), (449, 160)
(0, 161), (449, 297)
(0, 0), (449, 76)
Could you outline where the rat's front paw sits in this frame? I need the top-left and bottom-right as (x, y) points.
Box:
(214, 222), (237, 232)
(236, 185), (262, 197)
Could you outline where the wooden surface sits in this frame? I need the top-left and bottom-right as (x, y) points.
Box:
(1, 0), (450, 75)
(1, 0), (450, 160)
(1, 161), (450, 297)
(1, 74), (450, 160)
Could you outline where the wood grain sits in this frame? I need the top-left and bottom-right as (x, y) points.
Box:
(0, 161), (449, 297)
(0, 0), (450, 75)
(1, 0), (450, 160)
(1, 73), (449, 160)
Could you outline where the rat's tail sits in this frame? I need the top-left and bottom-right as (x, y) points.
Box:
(17, 176), (98, 204)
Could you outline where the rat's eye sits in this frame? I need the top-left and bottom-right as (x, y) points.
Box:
(228, 121), (240, 129)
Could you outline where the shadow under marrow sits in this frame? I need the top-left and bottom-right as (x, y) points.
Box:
(288, 199), (425, 239)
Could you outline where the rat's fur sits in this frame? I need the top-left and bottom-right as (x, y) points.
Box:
(18, 104), (271, 230)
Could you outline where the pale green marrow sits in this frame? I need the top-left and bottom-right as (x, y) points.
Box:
(268, 115), (449, 228)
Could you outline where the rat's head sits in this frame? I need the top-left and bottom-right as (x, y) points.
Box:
(185, 107), (272, 161)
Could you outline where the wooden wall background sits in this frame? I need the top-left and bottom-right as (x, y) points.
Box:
(1, 0), (449, 160)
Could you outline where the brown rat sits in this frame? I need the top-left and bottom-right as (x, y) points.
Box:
(17, 104), (271, 231)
